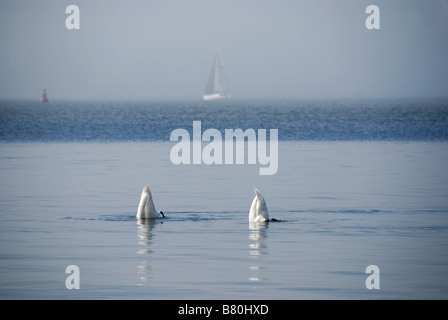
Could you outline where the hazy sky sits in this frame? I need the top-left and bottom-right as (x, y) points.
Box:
(1, 0), (447, 100)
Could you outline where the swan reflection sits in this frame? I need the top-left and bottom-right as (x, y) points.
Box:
(136, 218), (158, 285)
(248, 222), (268, 282)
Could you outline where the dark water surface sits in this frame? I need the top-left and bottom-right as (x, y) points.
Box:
(1, 99), (447, 142)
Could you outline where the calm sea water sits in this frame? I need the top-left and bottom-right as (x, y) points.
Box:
(0, 99), (448, 299)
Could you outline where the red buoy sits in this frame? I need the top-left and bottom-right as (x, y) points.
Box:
(41, 88), (49, 103)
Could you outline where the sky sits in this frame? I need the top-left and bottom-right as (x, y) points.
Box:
(0, 0), (447, 100)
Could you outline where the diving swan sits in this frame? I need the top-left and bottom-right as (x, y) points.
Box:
(136, 185), (165, 219)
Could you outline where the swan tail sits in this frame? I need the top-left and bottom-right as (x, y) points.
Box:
(143, 185), (153, 200)
(137, 185), (157, 219)
(249, 187), (269, 222)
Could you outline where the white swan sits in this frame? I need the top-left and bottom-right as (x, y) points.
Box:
(249, 187), (270, 223)
(136, 185), (165, 219)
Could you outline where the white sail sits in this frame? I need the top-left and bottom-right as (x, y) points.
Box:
(203, 52), (231, 101)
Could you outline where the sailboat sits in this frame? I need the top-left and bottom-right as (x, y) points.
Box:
(203, 52), (231, 101)
(41, 88), (49, 103)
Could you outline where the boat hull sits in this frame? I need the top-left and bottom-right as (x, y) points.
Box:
(203, 93), (231, 101)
